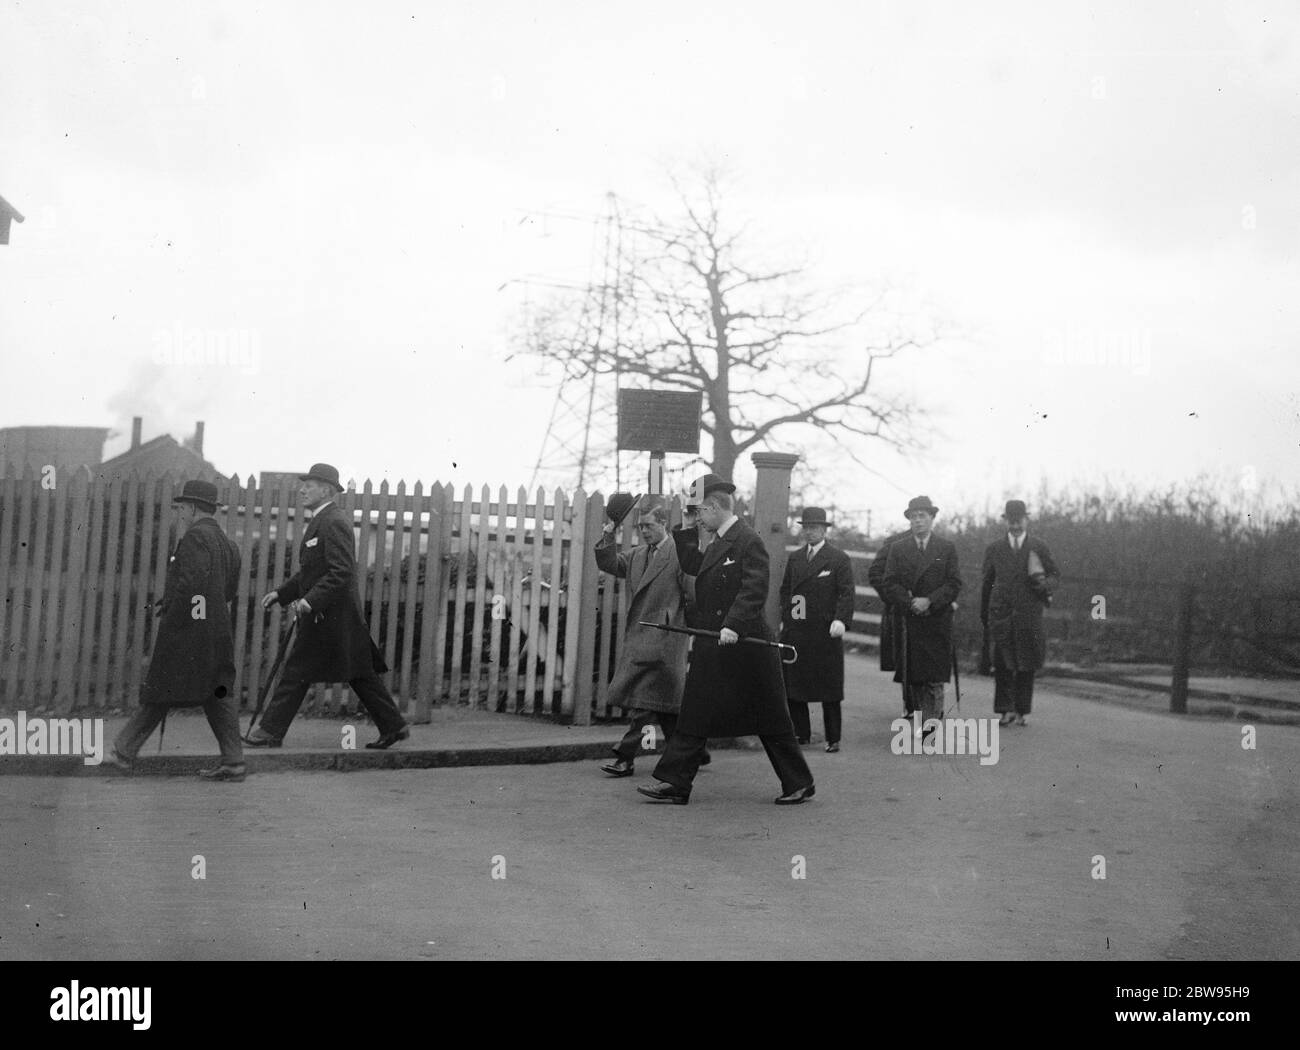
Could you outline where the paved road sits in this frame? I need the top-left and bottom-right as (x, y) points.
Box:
(2, 669), (1297, 960)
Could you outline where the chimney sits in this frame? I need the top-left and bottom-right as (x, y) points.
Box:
(131, 417), (142, 450)
(193, 421), (205, 458)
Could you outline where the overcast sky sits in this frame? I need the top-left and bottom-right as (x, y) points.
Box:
(2, 0), (1297, 531)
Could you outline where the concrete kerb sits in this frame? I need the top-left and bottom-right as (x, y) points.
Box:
(1040, 672), (1300, 727)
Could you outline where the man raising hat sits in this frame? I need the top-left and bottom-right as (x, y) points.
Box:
(246, 463), (410, 749)
(105, 480), (245, 780)
(638, 474), (816, 806)
(882, 496), (963, 738)
(980, 500), (1059, 727)
(780, 507), (856, 752)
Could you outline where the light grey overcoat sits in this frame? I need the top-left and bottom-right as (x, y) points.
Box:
(594, 533), (693, 714)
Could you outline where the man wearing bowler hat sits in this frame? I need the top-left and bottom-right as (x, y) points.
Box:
(105, 480), (245, 780)
(638, 474), (815, 805)
(780, 507), (856, 752)
(882, 496), (963, 738)
(868, 524), (917, 719)
(246, 463), (410, 749)
(981, 500), (1059, 727)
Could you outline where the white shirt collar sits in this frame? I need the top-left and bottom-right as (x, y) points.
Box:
(807, 539), (825, 557)
(310, 499), (334, 519)
(1008, 531), (1025, 548)
(716, 514), (739, 537)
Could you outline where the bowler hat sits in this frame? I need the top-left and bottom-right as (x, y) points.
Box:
(687, 473), (736, 505)
(299, 463), (343, 491)
(798, 507), (831, 526)
(1003, 499), (1028, 519)
(173, 479), (222, 510)
(605, 492), (639, 526)
(904, 495), (939, 517)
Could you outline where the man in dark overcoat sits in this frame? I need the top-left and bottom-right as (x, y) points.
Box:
(780, 507), (855, 752)
(106, 480), (245, 780)
(246, 463), (409, 749)
(981, 499), (1059, 726)
(868, 527), (916, 718)
(638, 475), (815, 806)
(882, 495), (962, 737)
(593, 496), (696, 776)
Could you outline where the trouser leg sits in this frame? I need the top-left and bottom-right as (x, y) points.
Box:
(113, 704), (168, 761)
(613, 710), (656, 760)
(911, 683), (944, 723)
(787, 700), (811, 741)
(822, 701), (842, 744)
(652, 732), (709, 791)
(759, 731), (814, 795)
(1016, 671), (1035, 715)
(203, 691), (244, 766)
(350, 673), (406, 736)
(257, 677), (312, 740)
(993, 668), (1015, 714)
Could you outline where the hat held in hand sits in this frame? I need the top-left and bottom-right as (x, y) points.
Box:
(605, 492), (640, 526)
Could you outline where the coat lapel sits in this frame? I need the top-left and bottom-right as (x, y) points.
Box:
(791, 545), (826, 590)
(699, 526), (736, 576)
(630, 541), (668, 598)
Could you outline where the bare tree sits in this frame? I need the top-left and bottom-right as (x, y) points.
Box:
(516, 168), (939, 481)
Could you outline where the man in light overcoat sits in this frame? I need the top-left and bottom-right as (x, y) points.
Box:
(594, 497), (696, 776)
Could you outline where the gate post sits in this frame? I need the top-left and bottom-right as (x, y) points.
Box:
(750, 452), (800, 634)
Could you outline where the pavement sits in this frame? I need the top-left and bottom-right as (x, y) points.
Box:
(1, 654), (1297, 960)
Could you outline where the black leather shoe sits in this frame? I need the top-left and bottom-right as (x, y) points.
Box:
(825, 741), (840, 753)
(699, 751), (711, 766)
(243, 728), (282, 748)
(796, 737), (811, 746)
(601, 758), (634, 777)
(198, 765), (246, 782)
(774, 784), (816, 805)
(637, 782), (690, 805)
(366, 726), (410, 750)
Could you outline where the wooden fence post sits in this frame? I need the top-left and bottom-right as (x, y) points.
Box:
(1170, 579), (1195, 714)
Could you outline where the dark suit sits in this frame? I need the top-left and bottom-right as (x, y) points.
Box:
(981, 533), (1059, 715)
(882, 532), (962, 722)
(115, 516), (243, 765)
(780, 540), (855, 743)
(258, 501), (406, 741)
(868, 530), (914, 712)
(653, 518), (813, 796)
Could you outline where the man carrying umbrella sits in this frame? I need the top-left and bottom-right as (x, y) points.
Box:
(246, 463), (409, 749)
(637, 474), (815, 806)
(780, 507), (856, 752)
(105, 480), (245, 780)
(882, 496), (963, 738)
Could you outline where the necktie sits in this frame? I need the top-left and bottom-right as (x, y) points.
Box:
(807, 546), (814, 562)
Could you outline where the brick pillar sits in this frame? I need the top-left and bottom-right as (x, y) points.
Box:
(751, 452), (799, 632)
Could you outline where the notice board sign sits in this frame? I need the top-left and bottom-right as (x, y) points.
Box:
(616, 389), (703, 453)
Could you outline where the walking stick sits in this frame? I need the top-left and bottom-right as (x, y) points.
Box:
(638, 620), (798, 664)
(900, 609), (911, 724)
(245, 615), (298, 739)
(948, 641), (962, 717)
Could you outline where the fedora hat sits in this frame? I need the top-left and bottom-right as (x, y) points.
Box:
(797, 507), (831, 526)
(173, 479), (222, 510)
(687, 473), (736, 505)
(299, 463), (343, 492)
(904, 495), (939, 517)
(605, 492), (639, 526)
(1003, 499), (1028, 519)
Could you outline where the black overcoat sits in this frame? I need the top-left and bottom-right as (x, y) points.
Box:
(882, 533), (962, 684)
(780, 541), (856, 703)
(671, 519), (794, 737)
(981, 534), (1059, 672)
(275, 502), (387, 682)
(141, 516), (240, 708)
(867, 530), (912, 673)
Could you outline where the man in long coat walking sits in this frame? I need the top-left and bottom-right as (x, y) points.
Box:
(981, 499), (1059, 726)
(883, 495), (963, 737)
(106, 480), (245, 780)
(638, 475), (815, 806)
(593, 497), (696, 776)
(246, 463), (409, 749)
(868, 527), (916, 718)
(780, 507), (855, 752)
